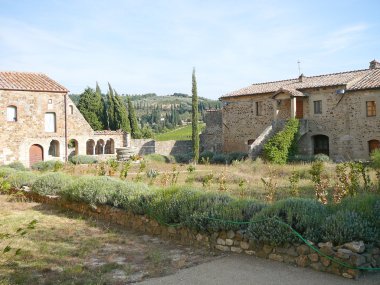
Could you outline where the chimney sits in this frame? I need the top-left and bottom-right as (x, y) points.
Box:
(369, 59), (380, 69)
(298, 73), (305, 82)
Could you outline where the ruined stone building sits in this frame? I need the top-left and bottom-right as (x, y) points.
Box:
(0, 72), (126, 167)
(202, 60), (380, 161)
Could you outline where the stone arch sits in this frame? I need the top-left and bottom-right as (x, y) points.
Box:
(68, 139), (79, 157)
(95, 139), (105, 155)
(312, 135), (329, 156)
(86, 139), (95, 155)
(368, 139), (380, 155)
(105, 139), (115, 154)
(29, 144), (44, 166)
(48, 140), (60, 157)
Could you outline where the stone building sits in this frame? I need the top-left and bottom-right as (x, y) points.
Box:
(203, 60), (380, 161)
(0, 72), (126, 167)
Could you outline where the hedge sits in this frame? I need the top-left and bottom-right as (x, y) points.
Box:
(2, 169), (379, 246)
(263, 119), (300, 164)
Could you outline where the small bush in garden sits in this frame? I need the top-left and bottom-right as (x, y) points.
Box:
(199, 151), (214, 163)
(174, 153), (193, 164)
(247, 198), (327, 245)
(289, 170), (300, 197)
(97, 162), (107, 176)
(0, 177), (11, 193)
(227, 152), (248, 164)
(0, 167), (16, 178)
(146, 169), (159, 185)
(322, 210), (378, 245)
(309, 161), (329, 203)
(211, 153), (228, 164)
(119, 161), (131, 180)
(218, 172), (227, 192)
(261, 169), (277, 203)
(170, 165), (179, 185)
(107, 158), (119, 176)
(69, 155), (98, 165)
(237, 178), (248, 197)
(187, 165), (195, 173)
(144, 154), (169, 163)
(263, 118), (299, 164)
(200, 157), (210, 165)
(31, 172), (72, 196)
(31, 160), (64, 172)
(202, 173), (214, 188)
(7, 171), (38, 189)
(370, 149), (380, 191)
(313, 154), (330, 162)
(7, 161), (28, 171)
(288, 154), (314, 163)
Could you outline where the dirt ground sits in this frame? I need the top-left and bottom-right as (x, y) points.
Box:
(0, 195), (221, 284)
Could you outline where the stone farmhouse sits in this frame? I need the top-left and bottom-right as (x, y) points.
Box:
(202, 60), (380, 161)
(0, 72), (126, 167)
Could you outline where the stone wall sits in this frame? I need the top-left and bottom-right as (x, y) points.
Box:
(131, 139), (193, 156)
(0, 90), (125, 166)
(200, 110), (223, 153)
(23, 191), (380, 280)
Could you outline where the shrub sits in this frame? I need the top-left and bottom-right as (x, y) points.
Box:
(288, 155), (315, 163)
(7, 171), (38, 189)
(322, 210), (378, 245)
(144, 154), (171, 163)
(31, 172), (72, 196)
(69, 155), (98, 165)
(227, 152), (248, 163)
(0, 167), (16, 178)
(7, 161), (28, 171)
(211, 153), (228, 164)
(174, 153), (193, 163)
(31, 160), (64, 172)
(313, 153), (330, 162)
(263, 119), (299, 164)
(247, 198), (327, 245)
(199, 151), (214, 162)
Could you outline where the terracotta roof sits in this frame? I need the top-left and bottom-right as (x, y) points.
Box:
(222, 68), (380, 98)
(0, 71), (68, 93)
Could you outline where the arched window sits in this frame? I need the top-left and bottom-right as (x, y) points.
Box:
(48, 140), (60, 157)
(368, 140), (380, 154)
(45, 112), (56, 132)
(86, 140), (95, 155)
(313, 135), (329, 156)
(105, 139), (115, 154)
(7, 106), (17, 122)
(96, 139), (105, 155)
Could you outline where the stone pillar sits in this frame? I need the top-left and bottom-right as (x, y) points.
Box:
(125, 133), (131, 147)
(290, 96), (297, 119)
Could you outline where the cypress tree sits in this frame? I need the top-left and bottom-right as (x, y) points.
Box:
(192, 68), (199, 163)
(127, 97), (141, 138)
(77, 87), (104, 130)
(114, 91), (131, 133)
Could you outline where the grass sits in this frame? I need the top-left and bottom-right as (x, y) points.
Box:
(0, 196), (217, 284)
(154, 123), (205, 141)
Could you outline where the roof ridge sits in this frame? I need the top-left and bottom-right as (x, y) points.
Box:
(0, 71), (45, 75)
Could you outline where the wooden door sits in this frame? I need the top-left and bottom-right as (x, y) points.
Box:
(296, 98), (303, 119)
(29, 144), (43, 166)
(369, 140), (380, 154)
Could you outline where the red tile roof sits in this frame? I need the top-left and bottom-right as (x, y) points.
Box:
(0, 71), (68, 93)
(222, 67), (380, 98)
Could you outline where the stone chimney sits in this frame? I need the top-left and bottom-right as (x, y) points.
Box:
(369, 59), (380, 69)
(298, 73), (305, 82)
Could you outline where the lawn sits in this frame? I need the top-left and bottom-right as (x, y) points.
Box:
(0, 195), (218, 285)
(154, 123), (205, 141)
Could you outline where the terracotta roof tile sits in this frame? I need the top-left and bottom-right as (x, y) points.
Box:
(0, 71), (68, 93)
(222, 68), (379, 98)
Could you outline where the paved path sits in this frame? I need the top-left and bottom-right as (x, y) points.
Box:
(138, 254), (380, 285)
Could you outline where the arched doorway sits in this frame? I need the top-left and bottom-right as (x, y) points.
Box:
(105, 139), (115, 154)
(48, 140), (60, 157)
(68, 139), (79, 158)
(29, 144), (43, 166)
(313, 135), (329, 156)
(368, 140), (380, 154)
(86, 140), (95, 155)
(95, 139), (105, 155)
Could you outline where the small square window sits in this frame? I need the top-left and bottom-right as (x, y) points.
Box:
(313, 100), (322, 114)
(256, 102), (263, 116)
(366, 101), (376, 117)
(48, 99), (52, 104)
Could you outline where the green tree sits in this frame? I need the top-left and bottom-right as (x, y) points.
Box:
(106, 83), (116, 130)
(114, 91), (131, 133)
(192, 68), (199, 163)
(77, 87), (104, 130)
(127, 97), (141, 138)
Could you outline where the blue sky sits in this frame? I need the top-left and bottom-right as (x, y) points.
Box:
(1, 0), (379, 99)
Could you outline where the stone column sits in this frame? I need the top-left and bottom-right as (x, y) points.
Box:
(290, 96), (297, 119)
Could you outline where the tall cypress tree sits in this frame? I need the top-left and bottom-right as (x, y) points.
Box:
(114, 91), (131, 133)
(127, 97), (141, 138)
(77, 87), (104, 130)
(192, 68), (199, 163)
(106, 83), (116, 130)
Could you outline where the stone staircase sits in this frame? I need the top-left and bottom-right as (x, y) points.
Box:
(249, 119), (308, 159)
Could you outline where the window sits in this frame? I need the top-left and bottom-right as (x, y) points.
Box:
(313, 100), (322, 114)
(69, 105), (74, 115)
(366, 101), (376, 117)
(44, 112), (56, 132)
(48, 99), (53, 104)
(368, 140), (380, 154)
(6, 106), (17, 122)
(256, 102), (263, 116)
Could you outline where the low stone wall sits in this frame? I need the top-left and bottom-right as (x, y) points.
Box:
(23, 191), (379, 280)
(131, 139), (193, 156)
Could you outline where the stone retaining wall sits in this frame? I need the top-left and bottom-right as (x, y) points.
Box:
(23, 191), (379, 280)
(131, 139), (193, 156)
